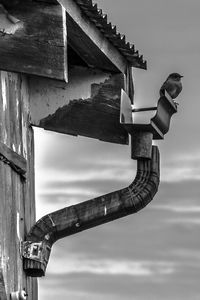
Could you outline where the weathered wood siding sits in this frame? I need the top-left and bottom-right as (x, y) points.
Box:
(0, 2), (67, 81)
(0, 72), (37, 300)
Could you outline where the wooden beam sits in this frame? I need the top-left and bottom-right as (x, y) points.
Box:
(58, 0), (128, 73)
(23, 146), (160, 277)
(0, 141), (27, 177)
(0, 1), (67, 81)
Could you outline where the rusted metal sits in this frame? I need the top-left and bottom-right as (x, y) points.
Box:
(131, 131), (153, 159)
(23, 145), (160, 277)
(22, 241), (51, 277)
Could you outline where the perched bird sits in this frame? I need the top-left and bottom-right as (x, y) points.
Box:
(160, 73), (183, 104)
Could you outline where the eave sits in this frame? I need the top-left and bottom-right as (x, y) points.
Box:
(37, 0), (147, 71)
(64, 0), (147, 71)
(0, 0), (146, 80)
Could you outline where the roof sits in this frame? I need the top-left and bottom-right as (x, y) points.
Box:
(73, 0), (147, 69)
(46, 0), (147, 69)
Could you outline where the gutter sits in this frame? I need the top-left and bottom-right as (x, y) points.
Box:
(23, 145), (160, 277)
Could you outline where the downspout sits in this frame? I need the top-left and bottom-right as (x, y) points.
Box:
(23, 145), (160, 277)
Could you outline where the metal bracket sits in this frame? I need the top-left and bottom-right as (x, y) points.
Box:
(22, 241), (50, 263)
(120, 89), (177, 139)
(120, 89), (178, 159)
(22, 241), (51, 277)
(10, 290), (28, 300)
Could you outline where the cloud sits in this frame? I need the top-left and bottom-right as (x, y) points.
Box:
(170, 249), (200, 261)
(160, 153), (200, 182)
(166, 218), (200, 226)
(46, 255), (175, 277)
(36, 168), (133, 190)
(152, 204), (200, 213)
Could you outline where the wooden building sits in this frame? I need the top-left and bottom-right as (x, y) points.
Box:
(0, 1), (177, 299)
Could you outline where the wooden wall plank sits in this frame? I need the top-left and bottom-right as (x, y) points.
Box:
(0, 71), (37, 300)
(0, 161), (7, 298)
(0, 266), (7, 300)
(0, 2), (67, 81)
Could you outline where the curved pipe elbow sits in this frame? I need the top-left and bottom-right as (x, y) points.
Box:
(23, 145), (160, 277)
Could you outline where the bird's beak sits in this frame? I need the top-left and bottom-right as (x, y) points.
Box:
(180, 75), (184, 78)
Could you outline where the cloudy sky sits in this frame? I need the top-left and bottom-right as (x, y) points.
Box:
(34, 0), (200, 299)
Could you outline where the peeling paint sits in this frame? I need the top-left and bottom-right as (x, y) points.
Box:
(16, 92), (19, 121)
(45, 234), (50, 241)
(48, 215), (56, 227)
(1, 73), (8, 145)
(12, 143), (16, 152)
(1, 73), (7, 111)
(62, 5), (67, 82)
(0, 4), (23, 35)
(21, 76), (28, 159)
(104, 206), (107, 216)
(18, 144), (21, 154)
(17, 212), (20, 240)
(21, 112), (27, 158)
(3, 131), (7, 145)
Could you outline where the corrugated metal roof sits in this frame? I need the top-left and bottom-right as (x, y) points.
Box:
(73, 0), (147, 69)
(38, 0), (147, 69)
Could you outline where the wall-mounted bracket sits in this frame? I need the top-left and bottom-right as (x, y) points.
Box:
(10, 290), (28, 300)
(22, 241), (51, 277)
(23, 145), (160, 277)
(120, 89), (178, 159)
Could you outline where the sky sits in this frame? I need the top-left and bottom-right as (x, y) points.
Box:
(34, 1), (200, 299)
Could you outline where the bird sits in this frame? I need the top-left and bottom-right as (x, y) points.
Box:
(160, 73), (183, 105)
